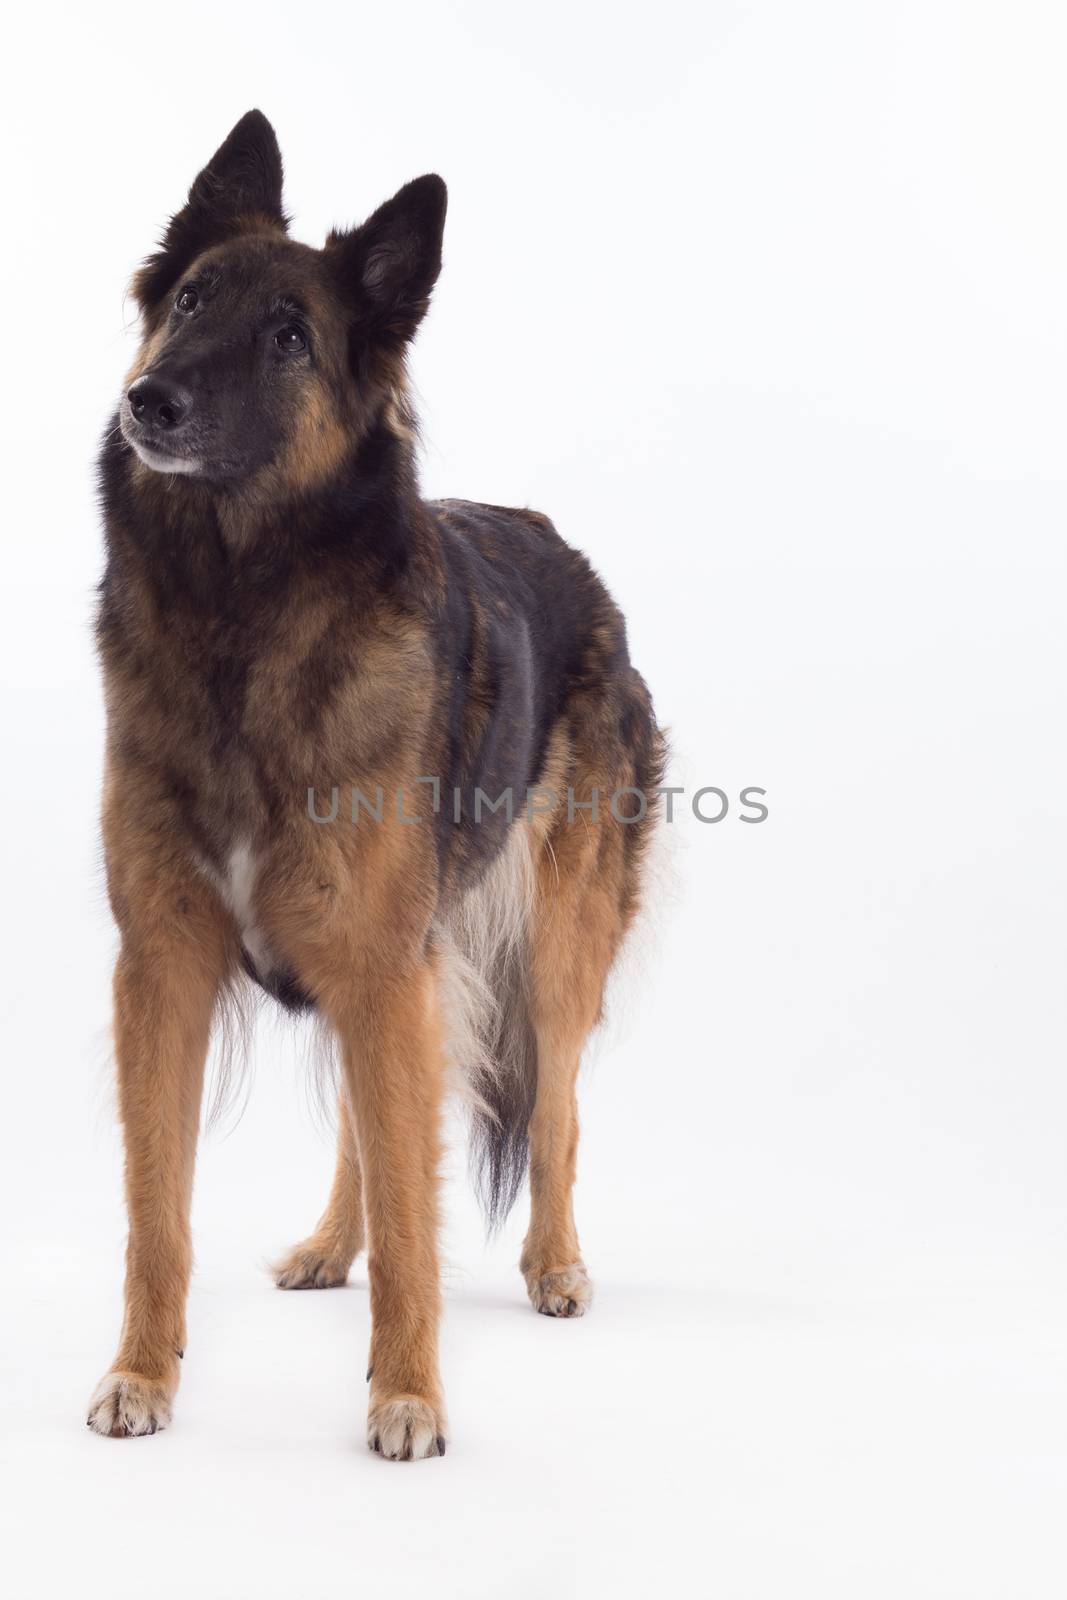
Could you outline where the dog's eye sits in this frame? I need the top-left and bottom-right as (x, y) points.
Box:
(275, 325), (307, 354)
(175, 288), (198, 314)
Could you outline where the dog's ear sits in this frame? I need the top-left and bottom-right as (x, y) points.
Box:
(325, 175), (447, 347)
(133, 110), (286, 309)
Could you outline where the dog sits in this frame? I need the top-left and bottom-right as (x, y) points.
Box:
(88, 110), (665, 1459)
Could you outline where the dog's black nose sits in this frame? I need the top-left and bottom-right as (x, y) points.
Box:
(127, 374), (192, 430)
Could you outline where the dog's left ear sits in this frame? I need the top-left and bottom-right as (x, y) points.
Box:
(134, 110), (286, 309)
(326, 175), (447, 347)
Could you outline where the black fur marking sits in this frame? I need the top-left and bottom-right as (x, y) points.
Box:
(135, 110), (287, 309)
(239, 948), (313, 1014)
(327, 174), (447, 351)
(467, 942), (538, 1233)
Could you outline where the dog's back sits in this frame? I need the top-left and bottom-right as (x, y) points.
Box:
(423, 498), (662, 1221)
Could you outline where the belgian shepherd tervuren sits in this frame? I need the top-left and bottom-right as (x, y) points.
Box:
(88, 110), (664, 1459)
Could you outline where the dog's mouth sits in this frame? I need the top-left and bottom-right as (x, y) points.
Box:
(119, 407), (202, 476)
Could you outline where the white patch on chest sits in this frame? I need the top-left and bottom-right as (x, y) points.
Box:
(206, 839), (273, 977)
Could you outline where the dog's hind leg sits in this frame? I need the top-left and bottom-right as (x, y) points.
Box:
(88, 827), (232, 1437)
(520, 807), (624, 1319)
(521, 690), (664, 1317)
(274, 1092), (365, 1289)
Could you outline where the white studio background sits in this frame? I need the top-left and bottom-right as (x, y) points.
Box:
(1, 2), (1065, 1596)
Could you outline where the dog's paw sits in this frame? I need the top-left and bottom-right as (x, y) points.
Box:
(367, 1396), (446, 1461)
(87, 1371), (172, 1438)
(273, 1242), (353, 1290)
(525, 1261), (593, 1318)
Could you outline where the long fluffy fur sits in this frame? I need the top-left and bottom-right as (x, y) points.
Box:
(436, 824), (538, 1230)
(204, 824), (540, 1230)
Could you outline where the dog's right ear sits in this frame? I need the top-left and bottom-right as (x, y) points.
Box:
(133, 110), (286, 310)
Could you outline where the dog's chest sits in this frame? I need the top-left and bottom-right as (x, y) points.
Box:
(108, 576), (428, 986)
(150, 616), (321, 827)
(135, 631), (309, 964)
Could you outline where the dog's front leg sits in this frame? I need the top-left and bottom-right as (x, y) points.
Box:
(332, 960), (447, 1460)
(88, 866), (229, 1437)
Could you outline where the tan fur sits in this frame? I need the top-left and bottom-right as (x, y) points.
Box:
(92, 610), (658, 1444)
(273, 1091), (365, 1288)
(382, 381), (417, 447)
(519, 752), (638, 1316)
(277, 723), (653, 1331)
(263, 789), (447, 1454)
(92, 773), (451, 1449)
(88, 759), (237, 1435)
(276, 381), (353, 493)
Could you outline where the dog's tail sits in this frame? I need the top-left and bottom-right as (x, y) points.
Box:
(436, 826), (538, 1232)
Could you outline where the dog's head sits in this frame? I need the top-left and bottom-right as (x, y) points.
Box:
(120, 111), (445, 487)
